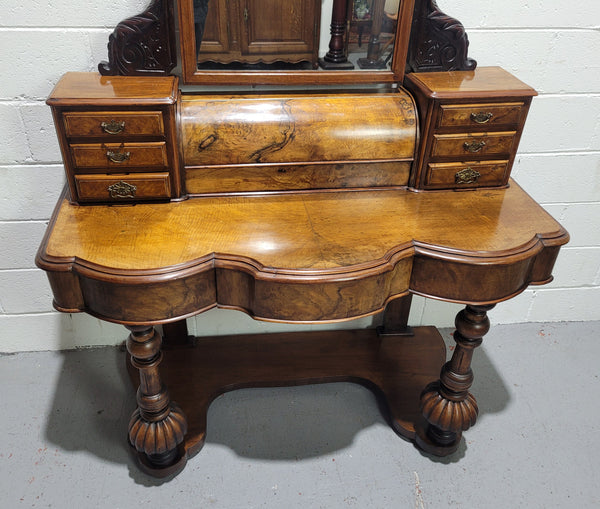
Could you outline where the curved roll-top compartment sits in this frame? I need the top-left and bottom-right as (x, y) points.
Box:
(180, 90), (417, 194)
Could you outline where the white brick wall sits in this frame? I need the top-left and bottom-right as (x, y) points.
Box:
(1, 1), (598, 352)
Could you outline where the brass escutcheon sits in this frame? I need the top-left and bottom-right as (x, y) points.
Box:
(455, 167), (481, 185)
(470, 112), (493, 124)
(108, 180), (137, 199)
(106, 150), (131, 163)
(463, 140), (486, 153)
(101, 119), (125, 135)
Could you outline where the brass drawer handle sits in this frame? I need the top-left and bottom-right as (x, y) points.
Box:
(455, 167), (481, 185)
(106, 150), (131, 163)
(108, 180), (137, 199)
(463, 140), (486, 153)
(470, 112), (494, 124)
(101, 120), (125, 135)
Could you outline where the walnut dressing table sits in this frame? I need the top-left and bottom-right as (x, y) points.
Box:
(37, 0), (568, 477)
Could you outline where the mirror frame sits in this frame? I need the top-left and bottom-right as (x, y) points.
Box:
(177, 0), (416, 86)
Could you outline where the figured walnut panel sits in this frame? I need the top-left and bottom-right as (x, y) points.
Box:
(438, 103), (526, 129)
(431, 132), (516, 158)
(63, 111), (165, 138)
(70, 142), (168, 170)
(181, 92), (417, 166)
(37, 183), (568, 324)
(185, 162), (412, 194)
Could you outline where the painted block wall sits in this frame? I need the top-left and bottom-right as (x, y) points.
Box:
(0, 1), (598, 352)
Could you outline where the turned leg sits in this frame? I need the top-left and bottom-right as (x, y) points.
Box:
(126, 325), (188, 476)
(416, 304), (494, 455)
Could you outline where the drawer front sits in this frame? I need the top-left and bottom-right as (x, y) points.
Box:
(425, 161), (510, 189)
(185, 161), (412, 194)
(74, 173), (171, 202)
(438, 103), (525, 128)
(431, 132), (516, 158)
(70, 142), (168, 170)
(63, 111), (165, 138)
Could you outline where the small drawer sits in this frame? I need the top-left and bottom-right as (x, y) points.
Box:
(438, 103), (525, 128)
(74, 173), (171, 202)
(431, 132), (516, 158)
(63, 111), (165, 138)
(70, 142), (168, 170)
(185, 161), (412, 194)
(424, 160), (510, 189)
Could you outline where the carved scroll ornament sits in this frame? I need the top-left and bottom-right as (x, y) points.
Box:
(407, 0), (476, 73)
(98, 0), (176, 76)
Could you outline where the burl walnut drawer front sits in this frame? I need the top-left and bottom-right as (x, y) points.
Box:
(63, 111), (165, 138)
(74, 173), (171, 202)
(431, 132), (517, 158)
(425, 161), (510, 189)
(438, 102), (525, 129)
(70, 142), (169, 171)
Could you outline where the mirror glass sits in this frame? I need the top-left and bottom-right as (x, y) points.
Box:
(192, 0), (403, 73)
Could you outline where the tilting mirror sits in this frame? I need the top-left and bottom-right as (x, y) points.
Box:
(179, 0), (414, 85)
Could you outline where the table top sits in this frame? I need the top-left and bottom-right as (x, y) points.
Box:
(37, 181), (568, 323)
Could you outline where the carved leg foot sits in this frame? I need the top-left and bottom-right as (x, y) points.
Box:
(415, 304), (494, 456)
(126, 325), (188, 477)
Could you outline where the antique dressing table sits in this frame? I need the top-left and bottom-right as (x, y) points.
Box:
(36, 0), (568, 477)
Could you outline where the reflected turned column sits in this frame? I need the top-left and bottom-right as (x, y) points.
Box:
(319, 0), (354, 69)
(416, 304), (495, 455)
(357, 0), (387, 69)
(126, 325), (188, 476)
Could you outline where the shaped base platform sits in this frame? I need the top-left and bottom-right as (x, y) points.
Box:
(126, 326), (446, 473)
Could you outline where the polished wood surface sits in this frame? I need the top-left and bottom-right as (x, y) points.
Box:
(39, 0), (570, 477)
(406, 66), (537, 99)
(74, 173), (172, 202)
(425, 160), (509, 189)
(185, 161), (412, 195)
(181, 90), (417, 193)
(63, 111), (166, 138)
(47, 72), (178, 105)
(181, 91), (417, 165)
(70, 142), (168, 170)
(438, 102), (526, 128)
(405, 67), (536, 190)
(37, 182), (568, 324)
(431, 131), (516, 158)
(47, 73), (182, 203)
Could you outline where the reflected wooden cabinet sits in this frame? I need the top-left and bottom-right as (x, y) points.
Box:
(197, 0), (320, 67)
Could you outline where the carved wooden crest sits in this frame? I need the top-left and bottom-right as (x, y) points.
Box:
(407, 0), (476, 73)
(98, 0), (177, 76)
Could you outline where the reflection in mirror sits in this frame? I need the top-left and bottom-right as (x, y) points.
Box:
(193, 0), (402, 72)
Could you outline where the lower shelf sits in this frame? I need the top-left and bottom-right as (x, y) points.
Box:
(127, 326), (446, 469)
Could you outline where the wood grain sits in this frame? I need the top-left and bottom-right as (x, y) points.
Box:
(127, 327), (447, 459)
(37, 182), (568, 324)
(181, 92), (417, 165)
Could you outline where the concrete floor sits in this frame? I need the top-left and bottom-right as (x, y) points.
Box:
(1, 321), (599, 508)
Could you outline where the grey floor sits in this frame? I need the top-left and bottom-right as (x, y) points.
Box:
(1, 321), (599, 508)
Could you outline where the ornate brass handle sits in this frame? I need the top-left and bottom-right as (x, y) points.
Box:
(101, 120), (125, 135)
(106, 149), (131, 163)
(455, 167), (481, 185)
(463, 140), (486, 153)
(108, 180), (137, 199)
(470, 112), (493, 124)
